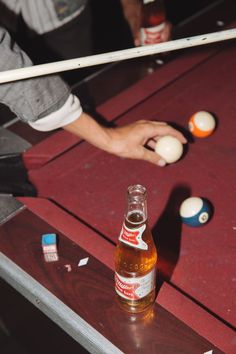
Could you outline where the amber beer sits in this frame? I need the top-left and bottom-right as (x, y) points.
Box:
(115, 185), (157, 313)
(140, 0), (166, 45)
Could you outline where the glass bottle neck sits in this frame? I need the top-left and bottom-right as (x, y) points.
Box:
(125, 185), (147, 225)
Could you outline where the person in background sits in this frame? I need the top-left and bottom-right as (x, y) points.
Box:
(0, 0), (172, 83)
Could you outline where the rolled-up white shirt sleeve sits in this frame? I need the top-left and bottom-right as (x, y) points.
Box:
(29, 94), (82, 131)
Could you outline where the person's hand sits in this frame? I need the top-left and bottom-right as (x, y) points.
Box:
(120, 0), (172, 47)
(64, 113), (187, 166)
(105, 120), (187, 166)
(160, 20), (172, 43)
(134, 20), (172, 46)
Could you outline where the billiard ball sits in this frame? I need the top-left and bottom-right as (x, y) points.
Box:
(155, 135), (183, 164)
(180, 197), (211, 227)
(188, 111), (216, 138)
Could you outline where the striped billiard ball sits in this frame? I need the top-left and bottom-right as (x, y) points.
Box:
(180, 197), (211, 227)
(188, 111), (216, 138)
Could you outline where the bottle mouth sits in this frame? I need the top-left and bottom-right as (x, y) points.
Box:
(127, 184), (147, 201)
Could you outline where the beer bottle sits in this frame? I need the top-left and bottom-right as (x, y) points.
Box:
(114, 184), (157, 313)
(140, 0), (166, 46)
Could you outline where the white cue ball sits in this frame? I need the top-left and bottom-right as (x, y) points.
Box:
(155, 135), (183, 163)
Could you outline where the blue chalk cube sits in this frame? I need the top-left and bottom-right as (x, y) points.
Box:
(42, 233), (58, 262)
(42, 233), (57, 246)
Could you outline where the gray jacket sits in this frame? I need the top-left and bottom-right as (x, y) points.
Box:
(0, 0), (87, 34)
(0, 27), (70, 123)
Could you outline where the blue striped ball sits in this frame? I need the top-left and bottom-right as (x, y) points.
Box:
(180, 197), (211, 227)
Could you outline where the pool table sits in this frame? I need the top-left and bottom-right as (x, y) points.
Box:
(1, 3), (236, 353)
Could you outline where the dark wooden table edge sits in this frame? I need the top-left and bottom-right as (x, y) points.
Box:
(0, 252), (123, 354)
(0, 195), (25, 225)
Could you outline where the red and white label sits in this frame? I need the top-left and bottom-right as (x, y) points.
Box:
(119, 223), (147, 250)
(44, 253), (58, 262)
(43, 244), (57, 254)
(115, 269), (156, 300)
(141, 22), (165, 45)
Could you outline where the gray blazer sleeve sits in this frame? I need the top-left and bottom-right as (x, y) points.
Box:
(0, 27), (70, 123)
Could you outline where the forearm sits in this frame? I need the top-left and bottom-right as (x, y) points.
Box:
(63, 112), (113, 152)
(120, 0), (141, 45)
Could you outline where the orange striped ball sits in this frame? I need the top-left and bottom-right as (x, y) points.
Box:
(188, 111), (216, 138)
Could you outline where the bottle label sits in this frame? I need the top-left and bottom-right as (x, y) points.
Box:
(115, 269), (156, 300)
(119, 223), (148, 250)
(141, 22), (165, 45)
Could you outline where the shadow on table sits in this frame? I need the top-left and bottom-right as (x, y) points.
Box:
(0, 279), (88, 354)
(152, 184), (191, 292)
(0, 154), (37, 197)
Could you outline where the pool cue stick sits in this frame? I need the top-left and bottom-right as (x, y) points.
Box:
(0, 28), (236, 84)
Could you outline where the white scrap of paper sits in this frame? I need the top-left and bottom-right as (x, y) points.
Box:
(64, 264), (72, 272)
(78, 257), (89, 267)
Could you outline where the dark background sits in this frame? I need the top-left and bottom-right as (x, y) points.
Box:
(91, 0), (219, 52)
